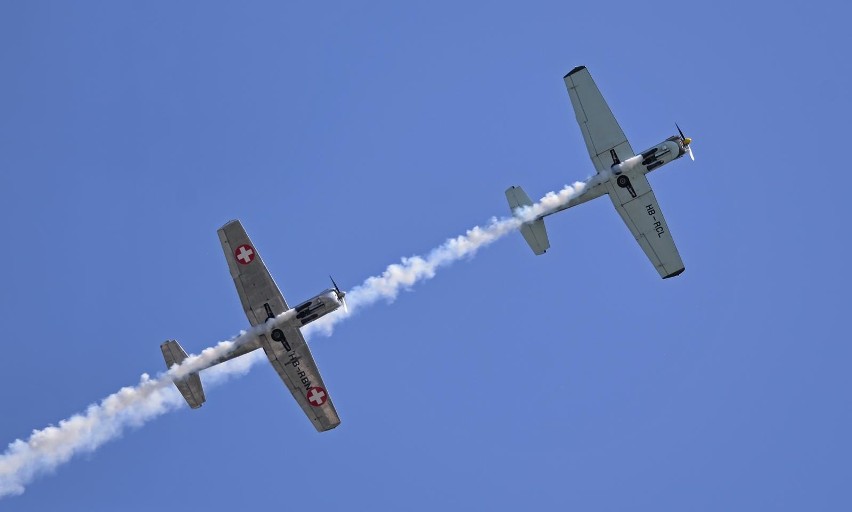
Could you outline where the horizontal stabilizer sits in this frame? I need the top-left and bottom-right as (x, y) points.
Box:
(161, 340), (206, 409)
(505, 186), (550, 255)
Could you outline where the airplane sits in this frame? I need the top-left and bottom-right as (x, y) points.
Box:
(160, 220), (346, 432)
(506, 65), (694, 279)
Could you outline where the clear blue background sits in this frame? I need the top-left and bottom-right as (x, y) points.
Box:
(1, 1), (850, 510)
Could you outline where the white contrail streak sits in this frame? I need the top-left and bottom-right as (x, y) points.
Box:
(0, 176), (602, 499)
(0, 312), (294, 499)
(311, 174), (606, 334)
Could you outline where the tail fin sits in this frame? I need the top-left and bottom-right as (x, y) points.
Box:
(161, 340), (206, 409)
(505, 186), (550, 255)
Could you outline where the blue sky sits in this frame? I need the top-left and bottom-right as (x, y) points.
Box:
(1, 1), (850, 510)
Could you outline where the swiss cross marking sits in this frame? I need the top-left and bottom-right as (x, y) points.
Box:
(235, 244), (255, 265)
(307, 387), (328, 407)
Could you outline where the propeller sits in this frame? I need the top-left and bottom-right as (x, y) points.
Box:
(329, 275), (348, 313)
(676, 123), (695, 161)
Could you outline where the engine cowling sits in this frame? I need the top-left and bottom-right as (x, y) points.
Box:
(637, 139), (683, 172)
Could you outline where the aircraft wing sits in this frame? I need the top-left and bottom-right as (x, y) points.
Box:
(218, 220), (341, 431)
(564, 66), (635, 173)
(218, 220), (289, 326)
(606, 174), (685, 279)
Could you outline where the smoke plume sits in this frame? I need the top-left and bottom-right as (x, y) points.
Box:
(0, 178), (597, 499)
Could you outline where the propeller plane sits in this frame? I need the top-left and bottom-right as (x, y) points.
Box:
(506, 65), (694, 279)
(161, 220), (346, 432)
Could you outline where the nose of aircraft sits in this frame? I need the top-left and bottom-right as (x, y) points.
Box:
(676, 123), (695, 161)
(330, 275), (348, 313)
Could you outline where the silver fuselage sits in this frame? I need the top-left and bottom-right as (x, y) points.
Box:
(611, 136), (687, 177)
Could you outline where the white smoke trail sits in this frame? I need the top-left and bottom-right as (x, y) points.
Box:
(311, 174), (608, 334)
(0, 312), (296, 499)
(0, 176), (603, 499)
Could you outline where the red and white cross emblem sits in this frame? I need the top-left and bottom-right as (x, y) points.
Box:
(306, 387), (328, 407)
(234, 244), (255, 265)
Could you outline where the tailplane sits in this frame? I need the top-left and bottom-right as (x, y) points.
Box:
(505, 186), (550, 255)
(161, 340), (206, 409)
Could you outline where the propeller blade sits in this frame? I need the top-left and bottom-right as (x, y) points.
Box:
(676, 123), (694, 161)
(329, 275), (347, 311)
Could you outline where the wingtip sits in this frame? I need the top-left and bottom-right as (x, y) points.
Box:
(564, 65), (587, 78)
(662, 268), (686, 279)
(219, 219), (242, 231)
(316, 420), (342, 432)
